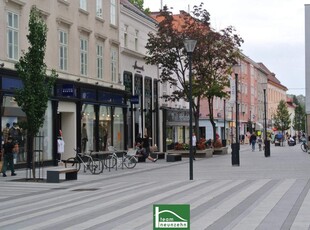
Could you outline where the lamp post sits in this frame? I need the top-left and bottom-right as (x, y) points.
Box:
(232, 73), (240, 166)
(262, 82), (270, 157)
(222, 99), (226, 147)
(184, 39), (197, 180)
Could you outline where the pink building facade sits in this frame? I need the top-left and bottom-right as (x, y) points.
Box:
(199, 55), (272, 144)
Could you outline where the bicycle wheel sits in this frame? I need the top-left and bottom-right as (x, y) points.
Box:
(104, 156), (117, 169)
(124, 155), (137, 169)
(301, 143), (307, 152)
(87, 158), (103, 174)
(65, 157), (81, 172)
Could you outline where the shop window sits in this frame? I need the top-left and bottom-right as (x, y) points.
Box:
(99, 106), (111, 151)
(113, 107), (124, 150)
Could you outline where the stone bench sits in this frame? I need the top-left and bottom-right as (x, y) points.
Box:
(46, 167), (78, 183)
(166, 154), (182, 162)
(150, 152), (165, 159)
(213, 147), (228, 155)
(135, 154), (146, 162)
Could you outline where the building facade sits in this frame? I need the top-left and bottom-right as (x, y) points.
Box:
(0, 0), (127, 167)
(119, 0), (161, 149)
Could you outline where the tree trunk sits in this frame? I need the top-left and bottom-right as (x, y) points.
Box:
(27, 133), (35, 179)
(194, 96), (201, 139)
(208, 97), (217, 143)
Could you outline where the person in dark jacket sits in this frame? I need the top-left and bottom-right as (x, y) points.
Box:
(1, 137), (17, 177)
(249, 133), (257, 151)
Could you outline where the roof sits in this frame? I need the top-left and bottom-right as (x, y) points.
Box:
(120, 0), (157, 24)
(257, 63), (288, 91)
(150, 10), (210, 32)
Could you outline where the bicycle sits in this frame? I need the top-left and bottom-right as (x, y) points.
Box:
(64, 149), (104, 174)
(301, 139), (309, 153)
(105, 147), (137, 169)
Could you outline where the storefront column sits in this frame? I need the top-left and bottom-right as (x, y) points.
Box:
(52, 100), (59, 166)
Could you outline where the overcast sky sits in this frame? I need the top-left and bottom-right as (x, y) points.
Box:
(144, 0), (308, 96)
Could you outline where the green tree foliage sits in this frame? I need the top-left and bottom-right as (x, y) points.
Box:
(293, 103), (306, 132)
(15, 7), (57, 178)
(129, 0), (150, 14)
(273, 100), (291, 134)
(145, 3), (243, 142)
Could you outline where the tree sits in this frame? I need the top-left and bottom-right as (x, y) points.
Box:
(273, 100), (291, 139)
(129, 0), (150, 14)
(145, 3), (243, 142)
(293, 103), (306, 133)
(15, 7), (57, 179)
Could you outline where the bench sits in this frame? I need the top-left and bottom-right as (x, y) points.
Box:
(46, 167), (78, 183)
(136, 155), (146, 162)
(166, 154), (182, 162)
(150, 152), (165, 159)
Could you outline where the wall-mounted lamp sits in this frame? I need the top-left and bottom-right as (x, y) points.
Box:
(95, 82), (99, 85)
(76, 78), (80, 81)
(110, 85), (113, 88)
(0, 63), (4, 68)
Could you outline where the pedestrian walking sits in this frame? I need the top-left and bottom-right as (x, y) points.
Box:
(249, 133), (257, 151)
(257, 136), (263, 151)
(1, 137), (17, 177)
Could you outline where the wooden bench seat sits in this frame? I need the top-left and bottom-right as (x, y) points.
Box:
(166, 154), (182, 162)
(46, 167), (78, 183)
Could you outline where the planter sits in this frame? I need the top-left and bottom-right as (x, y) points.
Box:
(167, 149), (213, 158)
(213, 146), (228, 155)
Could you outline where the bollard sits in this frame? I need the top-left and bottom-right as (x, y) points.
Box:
(231, 143), (240, 166)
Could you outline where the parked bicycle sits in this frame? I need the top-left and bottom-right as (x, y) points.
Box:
(105, 146), (137, 169)
(301, 138), (309, 153)
(64, 149), (104, 174)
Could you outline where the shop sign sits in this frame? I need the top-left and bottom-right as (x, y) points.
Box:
(131, 95), (139, 104)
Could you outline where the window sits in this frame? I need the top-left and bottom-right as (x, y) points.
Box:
(124, 25), (128, 48)
(7, 11), (19, 60)
(80, 0), (87, 11)
(59, 30), (68, 71)
(80, 38), (88, 76)
(97, 44), (103, 79)
(96, 0), (102, 18)
(134, 30), (139, 51)
(110, 0), (116, 25)
(110, 47), (117, 82)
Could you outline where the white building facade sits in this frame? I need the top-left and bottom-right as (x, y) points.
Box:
(0, 0), (127, 167)
(119, 0), (162, 149)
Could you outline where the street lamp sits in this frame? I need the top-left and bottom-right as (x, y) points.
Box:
(262, 82), (270, 157)
(184, 38), (197, 180)
(232, 72), (240, 166)
(222, 99), (226, 147)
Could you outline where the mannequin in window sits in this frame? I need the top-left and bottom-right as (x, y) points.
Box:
(57, 130), (65, 163)
(81, 123), (88, 153)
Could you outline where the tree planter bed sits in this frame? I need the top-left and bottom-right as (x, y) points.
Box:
(167, 149), (213, 158)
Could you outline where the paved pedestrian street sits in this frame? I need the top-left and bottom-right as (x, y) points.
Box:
(0, 143), (310, 229)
